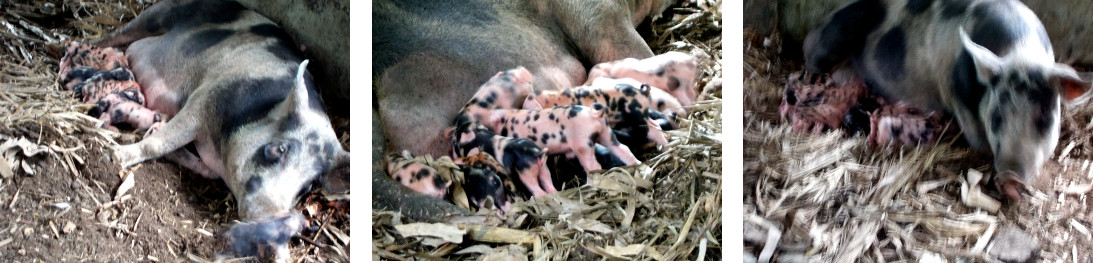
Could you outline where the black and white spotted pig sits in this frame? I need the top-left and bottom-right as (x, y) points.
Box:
(92, 0), (350, 260)
(386, 151), (452, 199)
(805, 0), (1092, 200)
(487, 101), (641, 176)
(447, 118), (553, 197)
(585, 51), (700, 107)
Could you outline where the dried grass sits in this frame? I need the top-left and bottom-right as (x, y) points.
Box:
(371, 0), (723, 260)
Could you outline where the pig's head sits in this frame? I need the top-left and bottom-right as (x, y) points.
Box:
(222, 60), (350, 259)
(647, 86), (685, 128)
(461, 164), (513, 215)
(956, 30), (1091, 200)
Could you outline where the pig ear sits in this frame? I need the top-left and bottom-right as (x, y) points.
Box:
(320, 150), (349, 194)
(1052, 66), (1093, 105)
(443, 126), (455, 139)
(284, 60), (311, 113)
(523, 98), (543, 110)
(958, 29), (1001, 84)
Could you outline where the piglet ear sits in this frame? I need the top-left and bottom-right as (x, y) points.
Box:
(320, 150), (350, 194)
(443, 126), (455, 139)
(1053, 66), (1093, 105)
(522, 97), (543, 110)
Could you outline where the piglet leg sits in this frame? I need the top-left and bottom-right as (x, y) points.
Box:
(518, 168), (549, 197)
(574, 144), (604, 172)
(599, 130), (640, 165)
(536, 157), (557, 194)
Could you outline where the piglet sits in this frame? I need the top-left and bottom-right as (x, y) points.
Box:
(385, 151), (452, 198)
(529, 78), (685, 128)
(455, 153), (516, 215)
(447, 120), (553, 197)
(487, 101), (640, 173)
(585, 51), (699, 106)
(58, 40), (128, 79)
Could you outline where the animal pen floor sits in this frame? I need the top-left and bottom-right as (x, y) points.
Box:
(744, 27), (1093, 262)
(0, 1), (349, 262)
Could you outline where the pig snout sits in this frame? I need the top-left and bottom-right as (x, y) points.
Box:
(225, 212), (306, 262)
(993, 171), (1029, 201)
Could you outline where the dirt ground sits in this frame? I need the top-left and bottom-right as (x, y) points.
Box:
(744, 25), (1093, 262)
(0, 1), (349, 262)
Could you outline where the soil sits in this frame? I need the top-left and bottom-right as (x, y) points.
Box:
(0, 0), (351, 262)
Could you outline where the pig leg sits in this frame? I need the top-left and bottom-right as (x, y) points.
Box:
(553, 2), (654, 64)
(163, 149), (219, 179)
(112, 100), (202, 168)
(598, 129), (640, 165)
(803, 0), (886, 73)
(536, 156), (557, 194)
(93, 0), (249, 48)
(517, 167), (548, 197)
(573, 144), (604, 172)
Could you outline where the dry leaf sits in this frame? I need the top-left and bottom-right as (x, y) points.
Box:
(602, 244), (646, 257)
(568, 218), (613, 234)
(394, 223), (465, 244)
(454, 244), (495, 255)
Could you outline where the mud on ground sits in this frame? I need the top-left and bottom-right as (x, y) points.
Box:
(0, 1), (349, 262)
(744, 26), (1093, 262)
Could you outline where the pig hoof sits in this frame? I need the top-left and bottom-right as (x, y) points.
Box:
(111, 144), (143, 169)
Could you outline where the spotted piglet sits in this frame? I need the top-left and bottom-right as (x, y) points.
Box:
(527, 79), (673, 155)
(530, 77), (684, 128)
(585, 51), (699, 107)
(458, 67), (534, 123)
(57, 40), (128, 82)
(66, 67), (164, 133)
(385, 151), (452, 199)
(447, 119), (552, 197)
(455, 153), (516, 214)
(487, 101), (640, 175)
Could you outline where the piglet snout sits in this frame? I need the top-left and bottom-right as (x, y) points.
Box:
(224, 212), (306, 262)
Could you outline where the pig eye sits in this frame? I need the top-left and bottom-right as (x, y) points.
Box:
(263, 143), (289, 162)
